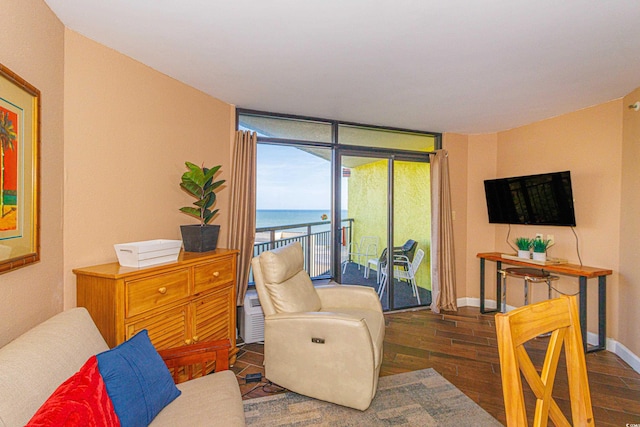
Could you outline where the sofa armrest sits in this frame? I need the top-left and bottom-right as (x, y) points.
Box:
(316, 284), (382, 312)
(158, 339), (230, 384)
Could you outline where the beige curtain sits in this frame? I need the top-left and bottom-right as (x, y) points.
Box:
(429, 149), (457, 313)
(227, 130), (257, 306)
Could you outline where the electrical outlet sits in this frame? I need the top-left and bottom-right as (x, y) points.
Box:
(535, 233), (543, 240)
(547, 234), (554, 245)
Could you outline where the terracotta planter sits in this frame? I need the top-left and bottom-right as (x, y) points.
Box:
(180, 224), (220, 252)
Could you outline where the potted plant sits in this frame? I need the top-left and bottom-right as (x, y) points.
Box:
(532, 238), (552, 262)
(179, 161), (225, 252)
(514, 237), (532, 259)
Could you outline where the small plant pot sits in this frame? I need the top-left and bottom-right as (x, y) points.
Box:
(180, 224), (220, 252)
(532, 251), (546, 262)
(517, 250), (530, 259)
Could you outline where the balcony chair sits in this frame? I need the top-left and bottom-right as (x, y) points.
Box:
(342, 235), (378, 273)
(252, 241), (385, 411)
(495, 295), (594, 427)
(365, 239), (417, 283)
(378, 248), (424, 304)
(396, 239), (418, 263)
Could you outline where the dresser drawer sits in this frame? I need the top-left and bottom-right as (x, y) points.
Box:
(194, 258), (235, 294)
(126, 269), (190, 317)
(125, 305), (189, 350)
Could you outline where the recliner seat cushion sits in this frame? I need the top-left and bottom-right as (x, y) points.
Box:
(259, 242), (321, 313)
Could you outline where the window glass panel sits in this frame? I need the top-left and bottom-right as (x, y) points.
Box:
(338, 124), (435, 152)
(340, 156), (387, 289)
(391, 160), (431, 310)
(254, 144), (333, 279)
(239, 113), (332, 143)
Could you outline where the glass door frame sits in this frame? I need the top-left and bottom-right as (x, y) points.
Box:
(237, 107), (442, 290)
(333, 147), (431, 310)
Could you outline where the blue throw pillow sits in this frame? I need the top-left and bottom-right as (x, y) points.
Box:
(96, 330), (181, 427)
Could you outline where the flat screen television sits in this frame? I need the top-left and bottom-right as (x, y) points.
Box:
(484, 171), (576, 226)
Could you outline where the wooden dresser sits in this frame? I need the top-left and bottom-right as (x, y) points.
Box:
(74, 249), (239, 362)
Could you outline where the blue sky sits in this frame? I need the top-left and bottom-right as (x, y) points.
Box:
(257, 144), (332, 210)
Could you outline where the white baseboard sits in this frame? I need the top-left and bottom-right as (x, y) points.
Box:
(592, 334), (640, 373)
(458, 298), (640, 374)
(457, 297), (517, 312)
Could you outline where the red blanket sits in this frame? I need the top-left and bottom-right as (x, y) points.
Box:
(26, 356), (120, 426)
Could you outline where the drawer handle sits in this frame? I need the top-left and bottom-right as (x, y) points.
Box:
(192, 336), (199, 342)
(212, 271), (220, 278)
(158, 287), (167, 294)
(185, 339), (192, 345)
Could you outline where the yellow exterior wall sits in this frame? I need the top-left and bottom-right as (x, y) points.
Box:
(347, 159), (431, 290)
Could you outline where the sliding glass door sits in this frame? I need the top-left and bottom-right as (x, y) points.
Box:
(337, 152), (431, 310)
(339, 154), (388, 297)
(392, 160), (431, 310)
(238, 109), (440, 311)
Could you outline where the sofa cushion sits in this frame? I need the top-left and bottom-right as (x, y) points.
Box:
(258, 242), (321, 313)
(0, 308), (110, 427)
(96, 330), (180, 427)
(25, 356), (120, 426)
(151, 370), (245, 426)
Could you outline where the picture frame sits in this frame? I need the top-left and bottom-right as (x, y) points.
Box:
(0, 64), (40, 274)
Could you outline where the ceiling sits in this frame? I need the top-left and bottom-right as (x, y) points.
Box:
(44, 0), (640, 133)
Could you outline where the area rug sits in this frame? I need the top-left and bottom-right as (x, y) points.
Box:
(243, 368), (502, 426)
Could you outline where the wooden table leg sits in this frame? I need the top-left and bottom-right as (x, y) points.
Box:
(579, 276), (588, 353)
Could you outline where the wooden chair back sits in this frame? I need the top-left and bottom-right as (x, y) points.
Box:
(158, 339), (230, 384)
(495, 295), (594, 426)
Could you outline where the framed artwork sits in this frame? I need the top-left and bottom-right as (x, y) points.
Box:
(0, 64), (40, 274)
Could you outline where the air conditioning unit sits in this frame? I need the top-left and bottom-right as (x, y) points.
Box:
(240, 290), (264, 344)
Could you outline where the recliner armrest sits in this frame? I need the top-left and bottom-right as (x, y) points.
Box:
(265, 312), (376, 360)
(316, 285), (383, 311)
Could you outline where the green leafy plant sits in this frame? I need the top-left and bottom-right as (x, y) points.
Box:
(514, 237), (532, 251)
(179, 162), (225, 226)
(532, 238), (552, 253)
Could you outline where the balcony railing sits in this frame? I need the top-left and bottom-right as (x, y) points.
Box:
(253, 218), (354, 280)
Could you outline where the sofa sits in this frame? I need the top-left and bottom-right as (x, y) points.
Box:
(0, 307), (245, 426)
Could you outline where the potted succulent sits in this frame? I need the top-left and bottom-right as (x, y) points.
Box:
(532, 238), (552, 262)
(514, 237), (532, 259)
(179, 161), (225, 252)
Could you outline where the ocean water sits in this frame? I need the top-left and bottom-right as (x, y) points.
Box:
(256, 209), (346, 229)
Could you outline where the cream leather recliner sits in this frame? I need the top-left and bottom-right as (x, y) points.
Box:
(251, 242), (385, 411)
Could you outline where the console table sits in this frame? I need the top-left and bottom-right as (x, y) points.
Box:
(477, 252), (612, 353)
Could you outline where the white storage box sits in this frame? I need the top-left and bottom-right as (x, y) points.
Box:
(114, 239), (182, 268)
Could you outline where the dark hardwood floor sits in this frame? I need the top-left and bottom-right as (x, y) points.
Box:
(232, 306), (640, 426)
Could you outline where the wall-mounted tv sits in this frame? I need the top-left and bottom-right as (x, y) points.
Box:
(484, 171), (576, 226)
